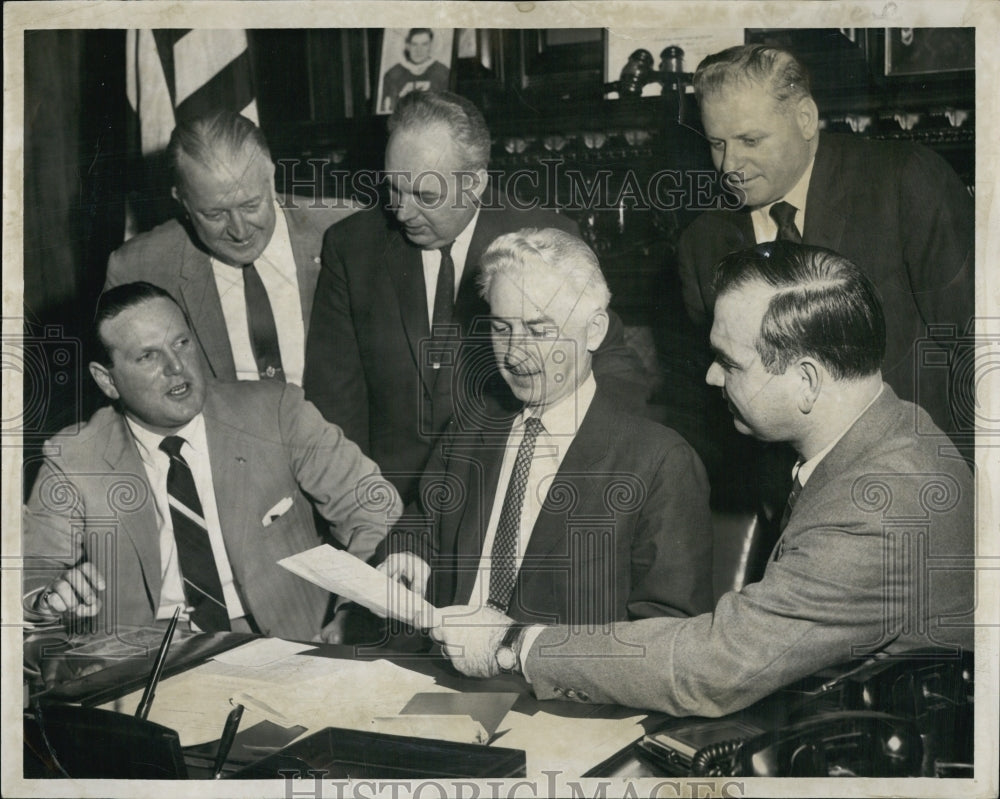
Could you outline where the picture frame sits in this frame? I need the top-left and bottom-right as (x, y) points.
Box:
(883, 27), (974, 76)
(375, 27), (455, 115)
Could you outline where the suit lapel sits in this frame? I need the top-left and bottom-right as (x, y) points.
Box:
(385, 230), (432, 384)
(456, 196), (503, 335)
(101, 414), (163, 609)
(283, 205), (323, 337)
(176, 237), (237, 379)
(201, 387), (252, 566)
(524, 393), (610, 561)
(802, 135), (849, 253)
(451, 428), (508, 603)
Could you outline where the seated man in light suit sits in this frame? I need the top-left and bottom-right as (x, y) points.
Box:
(429, 242), (974, 717)
(106, 110), (355, 385)
(22, 282), (401, 641)
(377, 229), (712, 632)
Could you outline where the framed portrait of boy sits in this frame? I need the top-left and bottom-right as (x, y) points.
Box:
(376, 28), (455, 114)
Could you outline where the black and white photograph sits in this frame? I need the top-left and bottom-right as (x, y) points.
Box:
(376, 27), (454, 114)
(3, 2), (997, 798)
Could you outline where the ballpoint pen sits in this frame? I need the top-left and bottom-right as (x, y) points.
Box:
(213, 703), (245, 779)
(135, 606), (180, 720)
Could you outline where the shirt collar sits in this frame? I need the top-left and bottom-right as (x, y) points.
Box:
(126, 412), (208, 464)
(797, 383), (884, 486)
(517, 372), (597, 438)
(752, 154), (815, 236)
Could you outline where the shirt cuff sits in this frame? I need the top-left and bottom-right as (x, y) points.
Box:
(518, 625), (546, 682)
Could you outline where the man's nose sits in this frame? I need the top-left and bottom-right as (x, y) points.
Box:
(720, 144), (743, 177)
(226, 210), (249, 241)
(163, 350), (184, 375)
(394, 193), (419, 222)
(706, 360), (724, 387)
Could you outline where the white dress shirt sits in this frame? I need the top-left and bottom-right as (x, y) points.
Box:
(467, 373), (597, 609)
(212, 203), (306, 385)
(420, 207), (481, 327)
(751, 156), (816, 244)
(127, 414), (247, 624)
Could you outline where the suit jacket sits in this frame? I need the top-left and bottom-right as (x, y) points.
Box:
(524, 385), (974, 717)
(677, 132), (974, 437)
(304, 191), (650, 504)
(22, 381), (401, 641)
(390, 390), (714, 625)
(105, 200), (356, 381)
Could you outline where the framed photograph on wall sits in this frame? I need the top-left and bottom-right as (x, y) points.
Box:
(884, 27), (974, 75)
(375, 28), (455, 114)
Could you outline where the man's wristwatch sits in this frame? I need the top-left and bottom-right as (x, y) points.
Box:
(495, 623), (529, 674)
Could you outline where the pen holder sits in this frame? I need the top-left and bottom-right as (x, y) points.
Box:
(25, 703), (187, 779)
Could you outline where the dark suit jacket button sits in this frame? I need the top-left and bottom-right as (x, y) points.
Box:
(576, 691), (590, 702)
(565, 688), (577, 700)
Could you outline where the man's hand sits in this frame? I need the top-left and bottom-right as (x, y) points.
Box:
(430, 605), (513, 678)
(376, 552), (432, 623)
(314, 605), (351, 644)
(34, 563), (105, 617)
(378, 552), (431, 596)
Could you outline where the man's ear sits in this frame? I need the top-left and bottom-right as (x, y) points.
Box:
(796, 96), (820, 141)
(89, 362), (120, 401)
(796, 357), (822, 413)
(585, 309), (610, 353)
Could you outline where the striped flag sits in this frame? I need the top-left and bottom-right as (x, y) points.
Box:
(125, 29), (259, 236)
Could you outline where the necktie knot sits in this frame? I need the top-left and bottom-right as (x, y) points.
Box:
(159, 435), (187, 460)
(769, 201), (802, 243)
(523, 416), (544, 440)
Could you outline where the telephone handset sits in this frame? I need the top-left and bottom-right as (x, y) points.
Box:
(637, 649), (973, 778)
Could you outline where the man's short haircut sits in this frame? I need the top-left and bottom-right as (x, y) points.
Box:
(167, 110), (272, 194)
(478, 227), (612, 313)
(693, 44), (812, 107)
(388, 90), (491, 171)
(713, 241), (885, 380)
(92, 282), (185, 367)
(406, 28), (433, 42)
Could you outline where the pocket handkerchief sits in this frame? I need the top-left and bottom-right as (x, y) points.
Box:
(262, 496), (294, 527)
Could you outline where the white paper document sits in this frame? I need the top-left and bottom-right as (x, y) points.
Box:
(278, 544), (438, 626)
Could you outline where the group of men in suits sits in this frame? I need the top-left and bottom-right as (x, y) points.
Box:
(22, 42), (975, 716)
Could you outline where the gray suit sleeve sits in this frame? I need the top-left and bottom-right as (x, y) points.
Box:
(278, 385), (401, 564)
(524, 499), (910, 717)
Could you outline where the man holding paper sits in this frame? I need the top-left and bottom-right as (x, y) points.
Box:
(22, 282), (402, 642)
(378, 228), (713, 629)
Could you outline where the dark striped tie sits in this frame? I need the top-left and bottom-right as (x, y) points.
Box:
(487, 417), (545, 613)
(159, 435), (230, 631)
(432, 243), (455, 333)
(243, 262), (284, 381)
(778, 470), (804, 534)
(770, 201), (803, 243)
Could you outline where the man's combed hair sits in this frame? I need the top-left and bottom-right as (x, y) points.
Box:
(713, 241), (885, 380)
(388, 90), (491, 171)
(167, 110), (271, 192)
(693, 44), (812, 107)
(92, 282), (184, 366)
(478, 227), (611, 311)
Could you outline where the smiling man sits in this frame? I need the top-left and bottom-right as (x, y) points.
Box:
(106, 111), (354, 386)
(22, 282), (401, 640)
(305, 90), (648, 505)
(376, 228), (712, 635)
(677, 43), (973, 451)
(429, 242), (973, 718)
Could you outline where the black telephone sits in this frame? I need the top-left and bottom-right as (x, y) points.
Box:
(638, 649), (974, 778)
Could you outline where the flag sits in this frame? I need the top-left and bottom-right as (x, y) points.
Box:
(125, 29), (259, 236)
